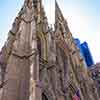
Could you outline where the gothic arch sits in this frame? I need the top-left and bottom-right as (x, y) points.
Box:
(41, 85), (55, 100)
(42, 93), (48, 100)
(37, 32), (48, 60)
(39, 71), (55, 100)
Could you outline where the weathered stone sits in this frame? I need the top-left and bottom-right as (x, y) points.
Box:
(0, 0), (99, 100)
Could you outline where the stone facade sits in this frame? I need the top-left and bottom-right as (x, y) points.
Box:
(89, 63), (100, 97)
(0, 0), (99, 100)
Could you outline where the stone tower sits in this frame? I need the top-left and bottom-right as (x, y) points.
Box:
(0, 0), (99, 100)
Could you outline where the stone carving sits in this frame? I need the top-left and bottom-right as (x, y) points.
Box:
(0, 0), (99, 100)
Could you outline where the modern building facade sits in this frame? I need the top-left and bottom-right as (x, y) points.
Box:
(74, 38), (94, 67)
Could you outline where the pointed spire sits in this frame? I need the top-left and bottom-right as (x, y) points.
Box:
(33, 0), (42, 8)
(32, 0), (42, 23)
(23, 0), (42, 9)
(24, 0), (34, 8)
(55, 0), (65, 23)
(55, 0), (70, 35)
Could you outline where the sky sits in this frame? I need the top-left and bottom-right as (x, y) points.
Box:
(0, 0), (100, 63)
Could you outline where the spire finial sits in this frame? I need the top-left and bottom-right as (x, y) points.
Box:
(33, 0), (42, 8)
(24, 0), (33, 8)
(24, 0), (42, 8)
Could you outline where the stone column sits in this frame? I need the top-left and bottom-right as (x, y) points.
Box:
(29, 52), (42, 100)
(29, 6), (42, 99)
(1, 54), (30, 100)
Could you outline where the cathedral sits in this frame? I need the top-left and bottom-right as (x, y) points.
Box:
(0, 0), (99, 100)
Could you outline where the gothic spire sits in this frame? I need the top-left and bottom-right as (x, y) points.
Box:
(55, 0), (65, 24)
(1, 0), (43, 100)
(33, 0), (42, 9)
(33, 0), (42, 23)
(55, 0), (70, 36)
(23, 0), (42, 11)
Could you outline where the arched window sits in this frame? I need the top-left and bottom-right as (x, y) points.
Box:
(37, 36), (41, 58)
(42, 93), (48, 100)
